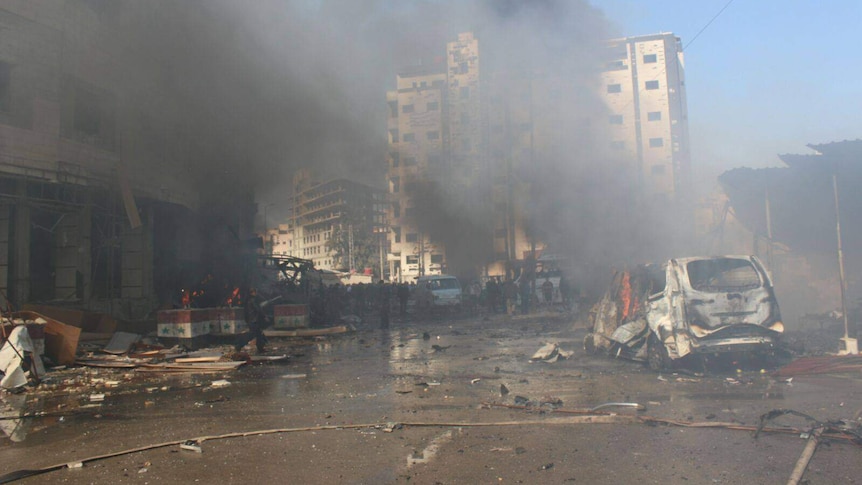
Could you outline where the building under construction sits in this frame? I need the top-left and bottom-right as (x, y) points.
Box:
(0, 2), (255, 319)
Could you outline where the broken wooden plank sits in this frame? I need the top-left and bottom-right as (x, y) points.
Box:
(263, 325), (351, 338)
(137, 361), (245, 373)
(18, 311), (81, 366)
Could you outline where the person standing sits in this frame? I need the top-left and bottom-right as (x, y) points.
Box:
(397, 282), (410, 317)
(504, 279), (518, 316)
(236, 287), (268, 353)
(542, 278), (554, 305)
(378, 280), (391, 327)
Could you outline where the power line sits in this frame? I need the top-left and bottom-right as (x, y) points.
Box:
(683, 0), (737, 51)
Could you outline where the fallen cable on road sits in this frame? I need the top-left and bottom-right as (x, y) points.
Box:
(2, 405), (859, 483)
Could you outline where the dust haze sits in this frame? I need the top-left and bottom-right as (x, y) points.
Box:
(103, 0), (687, 284)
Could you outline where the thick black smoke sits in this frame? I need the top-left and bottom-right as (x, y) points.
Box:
(103, 1), (682, 288)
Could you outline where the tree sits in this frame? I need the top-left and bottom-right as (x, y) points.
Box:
(325, 206), (378, 274)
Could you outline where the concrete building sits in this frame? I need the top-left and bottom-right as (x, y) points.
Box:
(602, 33), (691, 202)
(386, 33), (489, 281)
(0, 2), (254, 318)
(386, 32), (692, 280)
(289, 170), (387, 273)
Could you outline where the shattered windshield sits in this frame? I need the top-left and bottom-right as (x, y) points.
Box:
(686, 258), (761, 291)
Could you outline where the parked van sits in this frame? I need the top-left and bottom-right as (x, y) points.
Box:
(414, 275), (462, 309)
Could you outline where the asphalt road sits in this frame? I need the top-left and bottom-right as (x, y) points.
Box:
(0, 312), (860, 484)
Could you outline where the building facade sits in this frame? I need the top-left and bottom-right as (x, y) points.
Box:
(287, 170), (387, 273)
(602, 33), (691, 202)
(0, 2), (254, 317)
(386, 32), (692, 281)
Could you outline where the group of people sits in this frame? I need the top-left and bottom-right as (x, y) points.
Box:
(480, 275), (574, 316)
(235, 275), (578, 352)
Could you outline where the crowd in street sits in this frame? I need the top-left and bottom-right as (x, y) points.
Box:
(306, 274), (576, 325)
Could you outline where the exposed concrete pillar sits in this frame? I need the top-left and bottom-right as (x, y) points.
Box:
(0, 204), (10, 308)
(53, 205), (91, 301)
(10, 185), (30, 307)
(121, 205), (153, 301)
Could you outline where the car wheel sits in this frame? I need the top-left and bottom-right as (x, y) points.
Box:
(647, 333), (671, 371)
(583, 333), (597, 354)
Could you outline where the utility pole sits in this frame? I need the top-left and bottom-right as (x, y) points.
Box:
(765, 187), (774, 275)
(348, 223), (354, 272)
(833, 173), (857, 354)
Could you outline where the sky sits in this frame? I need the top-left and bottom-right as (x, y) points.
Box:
(593, 0), (862, 186)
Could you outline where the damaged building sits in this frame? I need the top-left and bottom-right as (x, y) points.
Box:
(0, 2), (255, 319)
(719, 140), (862, 327)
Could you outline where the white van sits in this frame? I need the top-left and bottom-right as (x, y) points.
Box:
(415, 275), (462, 308)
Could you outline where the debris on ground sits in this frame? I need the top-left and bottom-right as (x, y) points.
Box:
(774, 354), (862, 377)
(530, 342), (573, 363)
(0, 326), (45, 389)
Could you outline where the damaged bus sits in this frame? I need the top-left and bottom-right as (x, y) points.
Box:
(583, 256), (784, 371)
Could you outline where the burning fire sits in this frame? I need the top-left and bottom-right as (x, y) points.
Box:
(226, 287), (242, 307)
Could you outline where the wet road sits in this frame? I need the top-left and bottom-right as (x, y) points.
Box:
(1, 313), (860, 484)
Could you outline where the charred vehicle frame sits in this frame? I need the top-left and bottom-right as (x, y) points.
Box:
(584, 255), (784, 370)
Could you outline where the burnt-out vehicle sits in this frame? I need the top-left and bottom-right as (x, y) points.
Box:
(583, 256), (784, 370)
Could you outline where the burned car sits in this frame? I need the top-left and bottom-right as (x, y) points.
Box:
(584, 256), (784, 370)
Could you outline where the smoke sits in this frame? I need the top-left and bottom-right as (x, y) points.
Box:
(99, 1), (682, 288)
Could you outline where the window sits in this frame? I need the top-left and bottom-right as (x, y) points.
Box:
(402, 133), (415, 142)
(402, 104), (414, 114)
(405, 233), (418, 243)
(427, 101), (439, 111)
(389, 129), (399, 143)
(460, 86), (470, 99)
(604, 60), (627, 71)
(390, 176), (400, 193)
(428, 153), (441, 166)
(427, 131), (439, 141)
(608, 114), (623, 125)
(649, 137), (664, 148)
(645, 80), (659, 90)
(643, 54), (657, 63)
(651, 165), (666, 175)
(390, 152), (400, 167)
(647, 111), (662, 122)
(388, 100), (398, 117)
(393, 227), (401, 243)
(610, 140), (625, 150)
(458, 62), (468, 74)
(607, 84), (622, 94)
(403, 156), (417, 166)
(430, 254), (443, 264)
(495, 228), (507, 238)
(0, 62), (10, 112)
(406, 255), (418, 265)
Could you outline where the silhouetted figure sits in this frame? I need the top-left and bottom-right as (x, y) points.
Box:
(236, 287), (268, 353)
(397, 283), (410, 316)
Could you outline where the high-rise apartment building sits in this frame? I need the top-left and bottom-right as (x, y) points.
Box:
(287, 169), (387, 272)
(602, 33), (691, 201)
(386, 32), (691, 281)
(386, 33), (484, 281)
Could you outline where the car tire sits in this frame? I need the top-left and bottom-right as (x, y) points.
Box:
(583, 333), (597, 354)
(647, 333), (671, 372)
